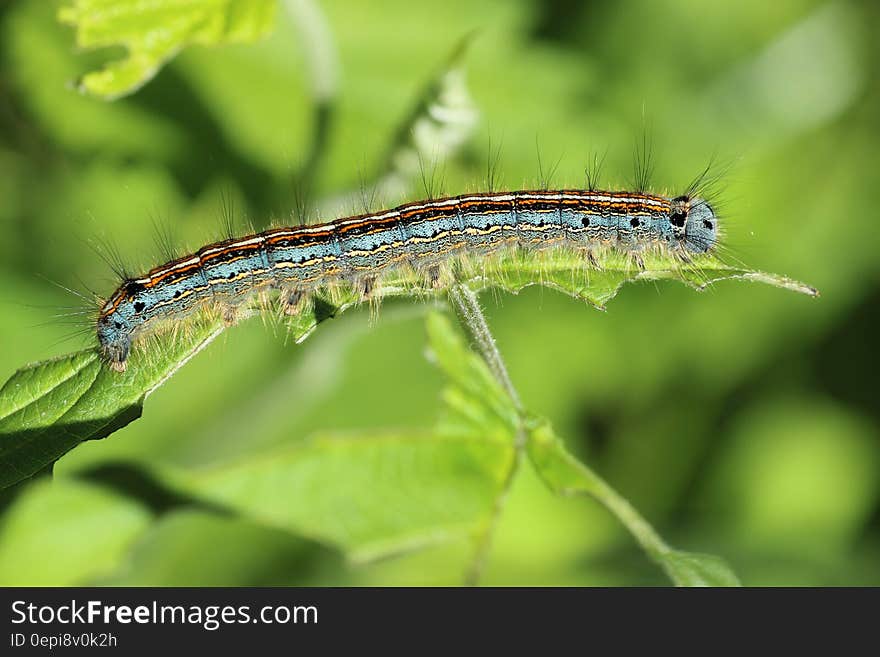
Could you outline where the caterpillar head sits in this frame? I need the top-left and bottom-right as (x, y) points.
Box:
(670, 196), (719, 254)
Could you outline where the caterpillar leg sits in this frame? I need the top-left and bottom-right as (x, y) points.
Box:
(221, 304), (239, 326)
(427, 265), (442, 289)
(360, 276), (377, 300)
(280, 288), (306, 316)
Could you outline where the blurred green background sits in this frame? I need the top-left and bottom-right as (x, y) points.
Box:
(0, 0), (878, 585)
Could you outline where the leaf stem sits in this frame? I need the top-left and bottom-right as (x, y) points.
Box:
(447, 284), (521, 412)
(564, 450), (672, 559)
(529, 426), (740, 584)
(447, 283), (525, 585)
(447, 284), (672, 583)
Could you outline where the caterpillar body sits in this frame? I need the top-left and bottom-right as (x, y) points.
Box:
(96, 189), (718, 371)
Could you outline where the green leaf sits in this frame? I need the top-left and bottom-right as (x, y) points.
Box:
(171, 431), (512, 562)
(425, 311), (519, 442)
(0, 321), (218, 489)
(319, 33), (479, 214)
(0, 296), (365, 490)
(101, 509), (345, 586)
(132, 311), (515, 564)
(0, 252), (815, 490)
(466, 249), (818, 311)
(58, 0), (277, 99)
(526, 416), (741, 586)
(0, 477), (151, 585)
(39, 309), (516, 567)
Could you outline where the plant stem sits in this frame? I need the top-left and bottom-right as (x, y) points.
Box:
(447, 283), (525, 586)
(570, 455), (672, 559)
(447, 284), (521, 412)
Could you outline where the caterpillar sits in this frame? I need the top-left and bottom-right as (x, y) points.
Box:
(96, 188), (718, 371)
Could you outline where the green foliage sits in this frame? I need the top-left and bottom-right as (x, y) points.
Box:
(175, 431), (511, 562)
(319, 32), (478, 214)
(0, 326), (220, 488)
(0, 477), (151, 585)
(0, 308), (747, 585)
(527, 418), (740, 586)
(58, 0), (277, 99)
(426, 307), (519, 441)
(1, 0), (874, 586)
(105, 510), (344, 586)
(658, 552), (741, 587)
(0, 254), (813, 490)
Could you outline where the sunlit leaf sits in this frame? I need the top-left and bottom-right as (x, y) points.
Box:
(0, 321), (221, 488)
(102, 509), (344, 586)
(171, 431), (511, 562)
(58, 0), (277, 99)
(469, 249), (818, 311)
(0, 251), (814, 490)
(425, 311), (518, 442)
(131, 311), (516, 563)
